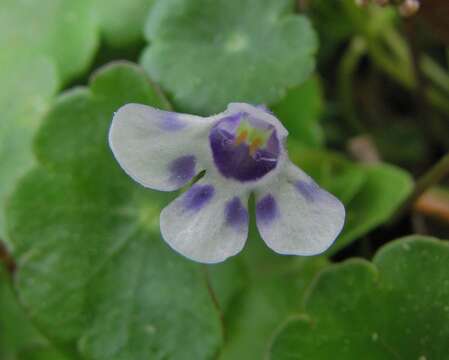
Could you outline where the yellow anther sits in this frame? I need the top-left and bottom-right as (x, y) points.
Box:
(235, 129), (248, 145)
(249, 137), (263, 156)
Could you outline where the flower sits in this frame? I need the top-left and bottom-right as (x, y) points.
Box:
(109, 103), (345, 263)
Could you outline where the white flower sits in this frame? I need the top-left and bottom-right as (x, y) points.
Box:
(109, 103), (345, 263)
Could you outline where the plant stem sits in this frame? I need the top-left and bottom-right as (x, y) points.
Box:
(338, 37), (367, 134)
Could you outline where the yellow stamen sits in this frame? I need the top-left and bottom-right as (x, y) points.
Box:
(249, 137), (263, 156)
(235, 129), (248, 145)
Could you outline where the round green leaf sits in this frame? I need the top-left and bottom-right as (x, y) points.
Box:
(6, 63), (222, 360)
(269, 236), (449, 359)
(141, 0), (318, 115)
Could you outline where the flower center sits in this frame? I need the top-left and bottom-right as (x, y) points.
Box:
(209, 112), (280, 182)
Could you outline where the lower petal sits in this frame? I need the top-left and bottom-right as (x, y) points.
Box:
(160, 177), (249, 263)
(255, 162), (345, 256)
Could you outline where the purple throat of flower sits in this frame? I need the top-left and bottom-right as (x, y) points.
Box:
(209, 112), (281, 182)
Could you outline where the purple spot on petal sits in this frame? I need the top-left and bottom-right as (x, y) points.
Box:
(225, 197), (248, 231)
(256, 194), (278, 225)
(169, 155), (196, 186)
(183, 185), (215, 212)
(158, 112), (186, 131)
(295, 180), (319, 202)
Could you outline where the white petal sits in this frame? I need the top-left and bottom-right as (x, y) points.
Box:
(255, 162), (345, 256)
(160, 176), (249, 263)
(109, 104), (213, 191)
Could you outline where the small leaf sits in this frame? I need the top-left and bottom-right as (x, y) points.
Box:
(335, 163), (413, 252)
(6, 63), (222, 360)
(269, 236), (449, 359)
(272, 77), (325, 148)
(141, 0), (318, 115)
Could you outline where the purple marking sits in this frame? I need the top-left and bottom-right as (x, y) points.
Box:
(224, 197), (248, 231)
(295, 180), (319, 202)
(157, 111), (186, 131)
(168, 155), (196, 186)
(256, 194), (279, 225)
(209, 113), (280, 182)
(182, 184), (215, 211)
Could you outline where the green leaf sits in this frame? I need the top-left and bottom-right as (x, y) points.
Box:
(272, 77), (325, 148)
(0, 0), (98, 81)
(335, 163), (413, 252)
(6, 63), (222, 360)
(0, 55), (58, 243)
(141, 0), (318, 115)
(0, 0), (99, 241)
(93, 0), (155, 48)
(269, 236), (449, 359)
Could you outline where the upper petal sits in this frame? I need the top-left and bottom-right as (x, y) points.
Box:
(109, 103), (213, 191)
(160, 176), (249, 263)
(255, 161), (345, 256)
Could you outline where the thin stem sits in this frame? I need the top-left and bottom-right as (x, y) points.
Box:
(393, 153), (449, 221)
(338, 37), (367, 134)
(202, 265), (226, 341)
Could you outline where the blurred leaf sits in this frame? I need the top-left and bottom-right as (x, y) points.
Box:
(335, 163), (413, 252)
(6, 63), (222, 360)
(0, 0), (99, 242)
(272, 77), (325, 148)
(373, 120), (430, 167)
(218, 224), (329, 360)
(0, 0), (98, 81)
(0, 56), (58, 243)
(141, 0), (317, 115)
(269, 236), (449, 359)
(94, 0), (155, 48)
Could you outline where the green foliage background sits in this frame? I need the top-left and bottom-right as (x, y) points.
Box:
(1, 0), (449, 359)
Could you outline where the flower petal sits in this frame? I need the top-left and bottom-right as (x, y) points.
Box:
(160, 177), (249, 263)
(255, 162), (345, 256)
(109, 103), (213, 191)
